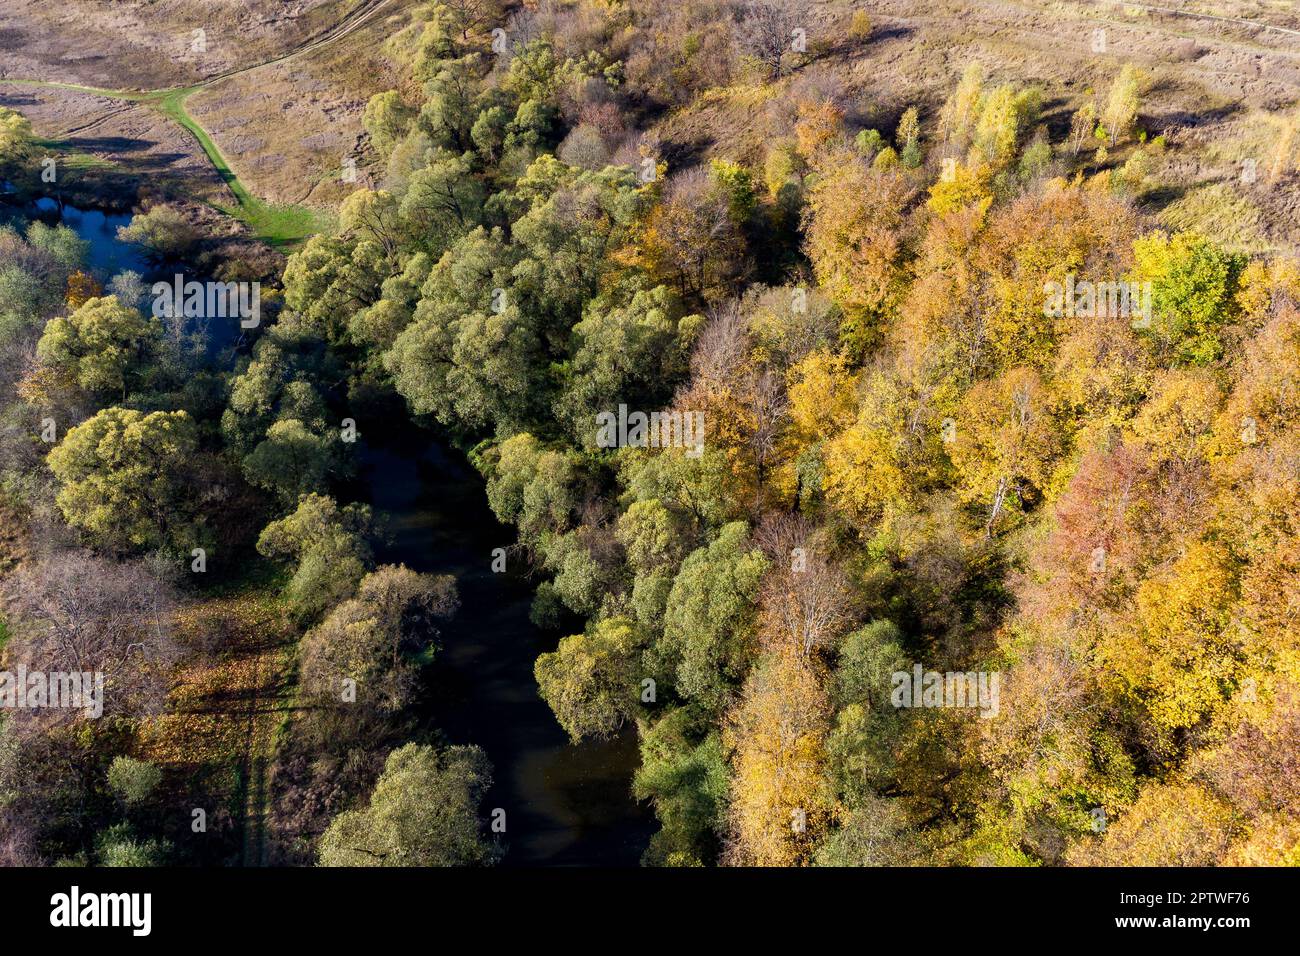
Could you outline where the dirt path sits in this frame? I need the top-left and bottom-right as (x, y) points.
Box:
(138, 592), (296, 867)
(202, 0), (401, 88)
(1104, 1), (1300, 40)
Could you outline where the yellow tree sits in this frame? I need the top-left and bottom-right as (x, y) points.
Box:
(0, 106), (33, 164)
(948, 367), (1060, 536)
(803, 151), (914, 357)
(1101, 64), (1144, 147)
(725, 647), (832, 866)
(1068, 781), (1232, 865)
(822, 368), (914, 530)
(774, 348), (859, 503)
(938, 63), (984, 152)
(1097, 539), (1241, 734)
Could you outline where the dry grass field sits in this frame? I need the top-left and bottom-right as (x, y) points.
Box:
(645, 0), (1300, 252)
(1, 0), (1296, 244)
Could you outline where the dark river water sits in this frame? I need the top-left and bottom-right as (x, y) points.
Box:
(360, 437), (654, 865)
(35, 199), (654, 866)
(29, 199), (244, 352)
(33, 198), (148, 276)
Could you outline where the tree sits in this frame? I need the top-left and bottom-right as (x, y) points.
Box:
(35, 295), (158, 400)
(398, 150), (485, 256)
(242, 418), (340, 504)
(803, 152), (913, 356)
(256, 494), (374, 619)
(418, 59), (484, 152)
(1102, 64), (1144, 147)
(1068, 99), (1098, 157)
(643, 167), (746, 302)
(362, 91), (416, 160)
(481, 433), (581, 547)
(826, 620), (907, 803)
(821, 369), (913, 528)
(115, 205), (199, 260)
(1130, 230), (1244, 366)
(3, 552), (179, 726)
(556, 283), (691, 444)
(281, 234), (388, 341)
(970, 84), (1039, 168)
(738, 0), (801, 79)
(1068, 781), (1231, 866)
(724, 647), (831, 866)
(755, 519), (854, 658)
(557, 124), (611, 170)
(440, 0), (504, 40)
(0, 107), (34, 165)
(895, 107), (922, 168)
(939, 63), (984, 151)
(95, 824), (170, 867)
(301, 565), (458, 713)
(64, 270), (101, 309)
(535, 616), (643, 741)
(654, 522), (769, 711)
(814, 796), (922, 866)
(108, 757), (163, 806)
(48, 408), (202, 553)
(948, 367), (1060, 535)
(633, 708), (729, 866)
(339, 190), (403, 259)
(786, 351), (854, 433)
(794, 99), (846, 164)
(318, 743), (497, 866)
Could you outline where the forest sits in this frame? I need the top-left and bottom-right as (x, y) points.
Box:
(0, 0), (1297, 869)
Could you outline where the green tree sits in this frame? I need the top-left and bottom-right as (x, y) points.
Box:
(398, 150), (485, 256)
(1131, 231), (1245, 365)
(535, 615), (644, 741)
(318, 743), (497, 866)
(281, 235), (388, 341)
(242, 418), (340, 504)
(48, 408), (201, 552)
(481, 433), (581, 546)
(256, 494), (374, 618)
(555, 284), (691, 445)
(0, 106), (34, 164)
(362, 90), (416, 160)
(653, 522), (768, 711)
(36, 295), (158, 399)
(107, 757), (162, 807)
(115, 205), (199, 260)
(94, 824), (169, 867)
(633, 707), (728, 866)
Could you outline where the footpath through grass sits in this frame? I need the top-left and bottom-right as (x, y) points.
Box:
(6, 79), (327, 247)
(152, 86), (328, 247)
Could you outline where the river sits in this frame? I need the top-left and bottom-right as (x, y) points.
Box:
(360, 434), (654, 865)
(35, 199), (654, 866)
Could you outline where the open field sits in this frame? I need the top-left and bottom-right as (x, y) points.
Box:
(0, 0), (418, 241)
(5, 0), (1293, 247)
(645, 0), (1300, 252)
(0, 0), (366, 88)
